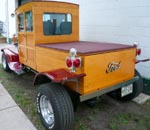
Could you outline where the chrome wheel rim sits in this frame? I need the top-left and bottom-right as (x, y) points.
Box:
(2, 55), (7, 69)
(40, 95), (55, 127)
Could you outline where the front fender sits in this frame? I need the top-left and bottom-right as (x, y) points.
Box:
(33, 68), (86, 85)
(1, 48), (19, 63)
(1, 48), (23, 74)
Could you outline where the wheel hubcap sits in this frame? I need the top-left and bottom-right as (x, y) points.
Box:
(39, 95), (55, 127)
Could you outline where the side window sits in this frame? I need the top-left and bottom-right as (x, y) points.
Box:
(25, 11), (33, 32)
(43, 13), (72, 36)
(18, 13), (24, 32)
(19, 0), (32, 5)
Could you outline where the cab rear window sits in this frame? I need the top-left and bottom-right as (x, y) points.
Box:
(43, 13), (72, 36)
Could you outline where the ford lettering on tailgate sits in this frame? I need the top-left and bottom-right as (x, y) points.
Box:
(106, 61), (121, 73)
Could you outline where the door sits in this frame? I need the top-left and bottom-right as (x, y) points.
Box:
(18, 11), (36, 69)
(18, 13), (27, 64)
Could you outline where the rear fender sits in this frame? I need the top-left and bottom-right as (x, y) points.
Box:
(33, 69), (86, 87)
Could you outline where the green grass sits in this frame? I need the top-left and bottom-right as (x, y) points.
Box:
(1, 64), (150, 130)
(110, 112), (150, 130)
(110, 113), (133, 130)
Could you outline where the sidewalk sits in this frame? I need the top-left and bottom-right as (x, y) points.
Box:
(0, 83), (37, 130)
(0, 43), (37, 130)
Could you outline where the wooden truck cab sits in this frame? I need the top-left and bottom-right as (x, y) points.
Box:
(1, 1), (147, 130)
(16, 1), (79, 70)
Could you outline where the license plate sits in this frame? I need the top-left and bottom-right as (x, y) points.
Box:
(121, 84), (133, 97)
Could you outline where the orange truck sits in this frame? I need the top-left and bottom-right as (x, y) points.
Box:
(1, 1), (150, 130)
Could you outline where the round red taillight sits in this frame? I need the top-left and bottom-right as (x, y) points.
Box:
(73, 58), (81, 68)
(137, 48), (141, 55)
(66, 58), (72, 67)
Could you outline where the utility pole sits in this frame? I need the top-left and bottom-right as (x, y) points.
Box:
(5, 0), (9, 43)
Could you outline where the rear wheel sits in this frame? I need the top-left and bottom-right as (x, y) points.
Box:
(108, 69), (143, 101)
(1, 52), (10, 71)
(37, 83), (74, 130)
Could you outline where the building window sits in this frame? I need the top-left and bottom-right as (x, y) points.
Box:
(43, 13), (72, 36)
(25, 11), (33, 32)
(18, 13), (24, 32)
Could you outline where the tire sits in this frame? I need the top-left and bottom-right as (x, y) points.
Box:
(1, 52), (10, 71)
(37, 83), (74, 130)
(108, 69), (143, 101)
(66, 88), (80, 111)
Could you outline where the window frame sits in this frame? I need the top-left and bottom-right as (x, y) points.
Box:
(18, 13), (25, 32)
(25, 10), (33, 32)
(18, 11), (33, 33)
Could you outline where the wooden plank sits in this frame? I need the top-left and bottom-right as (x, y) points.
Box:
(36, 46), (69, 72)
(36, 46), (84, 72)
(27, 47), (36, 69)
(26, 33), (34, 47)
(18, 45), (26, 63)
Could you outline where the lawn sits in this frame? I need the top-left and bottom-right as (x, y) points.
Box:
(0, 64), (150, 130)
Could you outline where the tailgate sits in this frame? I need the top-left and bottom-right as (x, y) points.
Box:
(82, 48), (136, 94)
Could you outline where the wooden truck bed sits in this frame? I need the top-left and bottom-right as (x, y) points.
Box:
(37, 41), (134, 55)
(36, 41), (136, 94)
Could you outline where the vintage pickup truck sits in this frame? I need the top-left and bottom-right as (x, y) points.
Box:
(1, 1), (149, 130)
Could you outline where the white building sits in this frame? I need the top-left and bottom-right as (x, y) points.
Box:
(0, 0), (16, 38)
(1, 0), (150, 80)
